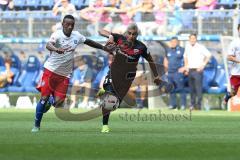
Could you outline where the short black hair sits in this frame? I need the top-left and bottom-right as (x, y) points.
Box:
(189, 33), (197, 38)
(63, 15), (75, 22)
(171, 36), (178, 40)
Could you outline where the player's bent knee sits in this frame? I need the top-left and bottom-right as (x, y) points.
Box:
(41, 96), (50, 102)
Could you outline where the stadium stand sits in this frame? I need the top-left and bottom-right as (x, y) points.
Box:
(13, 0), (26, 10)
(168, 55), (226, 95)
(202, 56), (218, 92)
(1, 0), (238, 11)
(2, 11), (15, 20)
(39, 0), (54, 10)
(0, 9), (237, 37)
(70, 0), (85, 10)
(0, 56), (4, 66)
(217, 0), (236, 9)
(206, 65), (227, 94)
(26, 0), (41, 10)
(8, 55), (40, 93)
(10, 54), (22, 69)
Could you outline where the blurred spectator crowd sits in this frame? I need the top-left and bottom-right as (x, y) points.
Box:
(0, 0), (239, 12)
(0, 0), (238, 38)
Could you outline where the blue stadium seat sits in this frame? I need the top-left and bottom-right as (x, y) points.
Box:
(207, 65), (227, 94)
(11, 67), (21, 86)
(179, 11), (194, 29)
(25, 55), (41, 72)
(82, 55), (93, 68)
(204, 65), (227, 109)
(202, 56), (218, 92)
(218, 0), (234, 5)
(11, 54), (22, 69)
(26, 0), (40, 10)
(40, 0), (54, 10)
(0, 56), (4, 66)
(217, 0), (235, 9)
(13, 0), (26, 10)
(71, 0), (85, 9)
(83, 0), (90, 7)
(0, 87), (7, 93)
(8, 55), (40, 93)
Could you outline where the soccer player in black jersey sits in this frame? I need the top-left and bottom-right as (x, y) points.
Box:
(98, 23), (171, 133)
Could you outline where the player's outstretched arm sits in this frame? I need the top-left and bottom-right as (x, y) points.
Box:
(145, 54), (162, 85)
(98, 29), (111, 38)
(228, 55), (240, 63)
(84, 39), (109, 52)
(46, 42), (65, 54)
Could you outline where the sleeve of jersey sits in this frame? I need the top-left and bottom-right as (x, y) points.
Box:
(202, 46), (211, 57)
(49, 31), (58, 44)
(77, 32), (87, 44)
(227, 41), (236, 56)
(111, 33), (121, 43)
(141, 46), (151, 59)
(183, 44), (188, 58)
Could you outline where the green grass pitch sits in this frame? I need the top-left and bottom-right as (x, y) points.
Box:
(0, 108), (240, 160)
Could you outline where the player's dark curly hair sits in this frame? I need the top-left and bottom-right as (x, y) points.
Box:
(63, 15), (75, 22)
